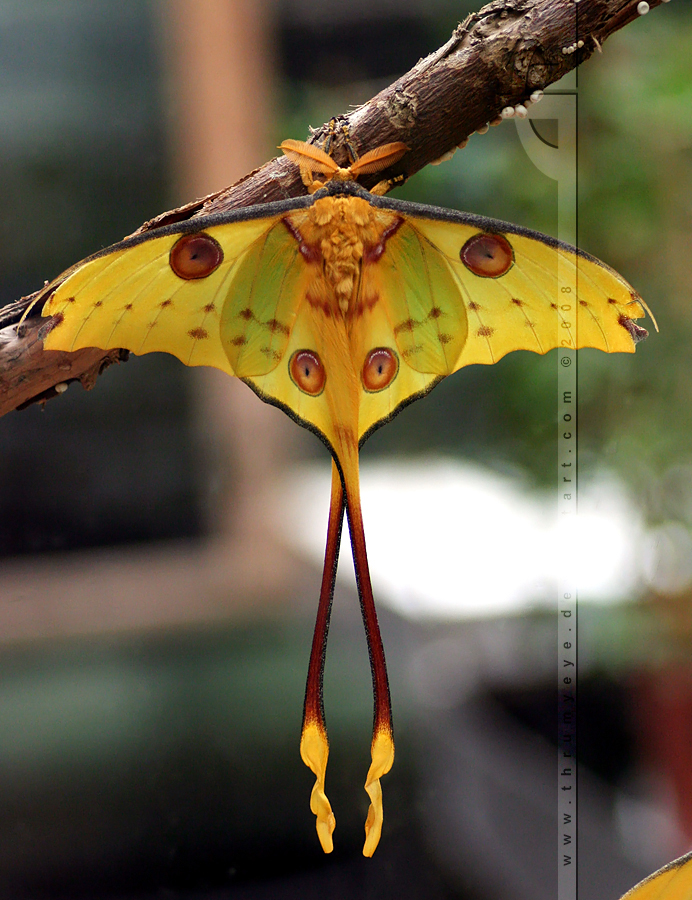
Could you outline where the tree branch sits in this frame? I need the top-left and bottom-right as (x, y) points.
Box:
(0, 0), (663, 417)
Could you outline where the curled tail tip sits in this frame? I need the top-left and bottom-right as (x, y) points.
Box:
(362, 727), (395, 857)
(316, 811), (336, 853)
(300, 720), (335, 854)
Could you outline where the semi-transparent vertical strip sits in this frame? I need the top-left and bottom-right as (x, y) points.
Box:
(516, 76), (578, 900)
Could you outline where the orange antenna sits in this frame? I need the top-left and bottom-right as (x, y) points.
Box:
(280, 137), (408, 194)
(279, 139), (338, 176)
(350, 142), (407, 176)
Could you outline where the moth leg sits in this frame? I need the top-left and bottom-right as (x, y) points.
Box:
(323, 119), (336, 156)
(339, 121), (358, 165)
(300, 162), (315, 190)
(298, 163), (328, 194)
(369, 173), (406, 196)
(306, 175), (327, 194)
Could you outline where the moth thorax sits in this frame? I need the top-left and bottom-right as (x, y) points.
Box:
(321, 230), (363, 316)
(305, 197), (388, 317)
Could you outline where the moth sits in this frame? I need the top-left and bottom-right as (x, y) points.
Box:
(33, 134), (651, 856)
(620, 851), (692, 900)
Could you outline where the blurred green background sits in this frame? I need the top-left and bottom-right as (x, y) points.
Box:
(0, 1), (690, 899)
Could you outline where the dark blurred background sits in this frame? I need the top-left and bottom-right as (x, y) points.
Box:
(0, 1), (691, 898)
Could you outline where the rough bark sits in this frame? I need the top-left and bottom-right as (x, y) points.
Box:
(0, 0), (663, 416)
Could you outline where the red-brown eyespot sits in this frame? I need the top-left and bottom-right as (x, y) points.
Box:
(290, 350), (326, 395)
(170, 233), (223, 280)
(362, 348), (399, 392)
(460, 233), (514, 277)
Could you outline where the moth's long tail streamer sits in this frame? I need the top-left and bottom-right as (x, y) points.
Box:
(342, 454), (395, 858)
(300, 460), (344, 853)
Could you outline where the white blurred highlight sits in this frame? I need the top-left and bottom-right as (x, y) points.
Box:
(275, 459), (648, 620)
